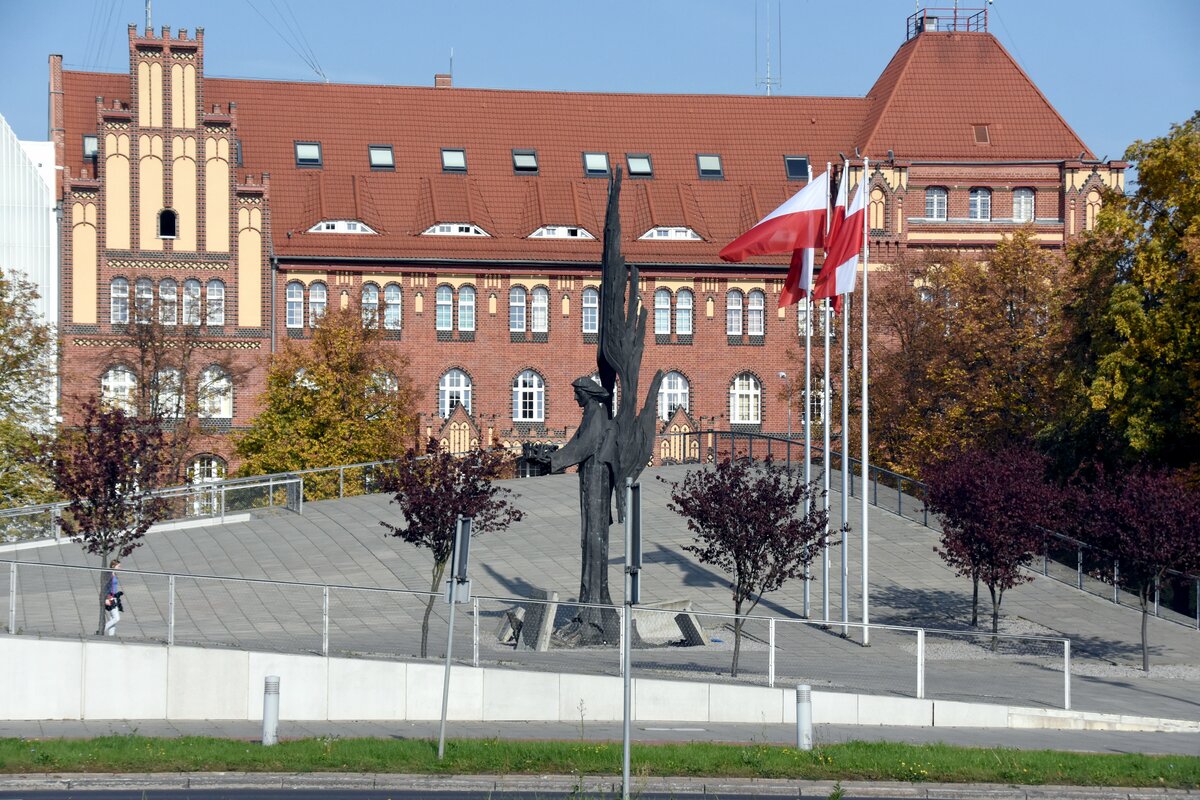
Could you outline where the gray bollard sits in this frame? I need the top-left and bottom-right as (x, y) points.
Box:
(262, 675), (280, 746)
(795, 684), (813, 751)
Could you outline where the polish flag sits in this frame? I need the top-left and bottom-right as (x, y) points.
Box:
(778, 248), (816, 308)
(813, 171), (866, 302)
(720, 171), (829, 263)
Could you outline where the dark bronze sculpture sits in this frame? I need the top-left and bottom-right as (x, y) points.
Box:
(551, 169), (663, 643)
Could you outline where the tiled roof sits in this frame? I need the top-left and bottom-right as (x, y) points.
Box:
(61, 31), (1094, 267)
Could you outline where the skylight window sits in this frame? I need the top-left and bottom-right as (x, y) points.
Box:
(696, 154), (723, 179)
(295, 142), (322, 167)
(638, 227), (702, 241)
(83, 134), (99, 159)
(512, 149), (539, 175)
(529, 225), (595, 240)
(973, 124), (991, 145)
(441, 148), (467, 172)
(784, 155), (809, 181)
(626, 154), (653, 178)
(422, 222), (490, 237)
(368, 145), (395, 170)
(307, 219), (377, 234)
(583, 152), (610, 177)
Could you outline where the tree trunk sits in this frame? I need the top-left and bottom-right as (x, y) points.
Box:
(988, 584), (1001, 652)
(971, 574), (979, 628)
(96, 550), (110, 636)
(420, 560), (448, 659)
(1140, 586), (1151, 673)
(730, 599), (744, 678)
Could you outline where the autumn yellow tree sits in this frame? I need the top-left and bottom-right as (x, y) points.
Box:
(236, 304), (419, 498)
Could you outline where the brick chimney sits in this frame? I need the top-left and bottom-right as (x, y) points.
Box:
(434, 73), (452, 88)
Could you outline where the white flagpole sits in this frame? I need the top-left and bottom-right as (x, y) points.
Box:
(839, 160), (851, 638)
(860, 158), (871, 646)
(821, 161), (832, 624)
(802, 163), (813, 619)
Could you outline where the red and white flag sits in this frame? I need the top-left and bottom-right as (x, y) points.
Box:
(778, 248), (816, 308)
(720, 171), (829, 263)
(813, 169), (866, 303)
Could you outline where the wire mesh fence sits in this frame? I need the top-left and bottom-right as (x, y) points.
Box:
(920, 628), (1067, 709)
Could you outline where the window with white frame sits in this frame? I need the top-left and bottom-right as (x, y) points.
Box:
(135, 278), (153, 323)
(638, 226), (702, 241)
(435, 285), (453, 331)
(747, 289), (765, 335)
(458, 286), (475, 331)
(155, 368), (183, 418)
(512, 369), (545, 422)
(110, 277), (129, 324)
(654, 288), (671, 334)
(730, 372), (761, 424)
(206, 279), (225, 326)
(309, 281), (327, 325)
(361, 283), (379, 325)
(726, 290), (744, 335)
(188, 454), (226, 515)
(805, 387), (826, 425)
(509, 286), (527, 332)
(529, 225), (594, 239)
(657, 370), (690, 420)
(100, 366), (137, 414)
(969, 188), (991, 221)
(439, 369), (473, 417)
(383, 283), (402, 330)
(307, 219), (377, 234)
(198, 365), (233, 418)
(159, 279), (177, 325)
(421, 222), (490, 237)
(925, 187), (948, 220)
(797, 298), (813, 336)
(531, 287), (549, 333)
(1013, 188), (1034, 223)
(582, 287), (599, 333)
(183, 279), (201, 326)
(675, 289), (693, 335)
(286, 281), (304, 328)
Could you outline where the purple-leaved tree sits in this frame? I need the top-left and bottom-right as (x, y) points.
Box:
(382, 440), (524, 658)
(663, 457), (837, 677)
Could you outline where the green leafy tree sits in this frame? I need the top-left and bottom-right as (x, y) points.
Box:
(0, 267), (55, 508)
(236, 304), (418, 497)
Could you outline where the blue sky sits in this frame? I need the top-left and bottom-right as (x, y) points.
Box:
(1, 0), (1196, 165)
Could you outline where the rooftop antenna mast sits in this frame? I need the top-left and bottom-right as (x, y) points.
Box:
(145, 0), (151, 30)
(755, 0), (782, 96)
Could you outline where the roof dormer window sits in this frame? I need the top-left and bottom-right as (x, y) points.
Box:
(626, 154), (653, 178)
(638, 226), (702, 241)
(307, 219), (377, 234)
(441, 148), (467, 173)
(583, 152), (610, 178)
(295, 141), (322, 167)
(422, 222), (490, 237)
(368, 145), (395, 170)
(696, 154), (723, 179)
(512, 149), (539, 175)
(529, 225), (595, 240)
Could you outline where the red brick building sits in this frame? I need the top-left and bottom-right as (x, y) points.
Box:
(52, 9), (1124, 480)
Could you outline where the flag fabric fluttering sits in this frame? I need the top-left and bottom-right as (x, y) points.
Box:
(778, 247), (816, 308)
(719, 171), (829, 264)
(813, 166), (866, 303)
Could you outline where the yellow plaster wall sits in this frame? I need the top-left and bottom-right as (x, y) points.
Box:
(652, 279), (695, 292)
(237, 207), (263, 327)
(138, 135), (164, 251)
(204, 137), (230, 253)
(561, 295), (570, 316)
(725, 280), (766, 293)
(906, 231), (1064, 243)
(71, 202), (98, 324)
(434, 274), (476, 289)
(104, 133), (131, 250)
(172, 136), (197, 251)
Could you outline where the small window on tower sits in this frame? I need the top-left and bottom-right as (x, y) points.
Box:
(158, 209), (178, 239)
(83, 135), (99, 159)
(973, 124), (990, 145)
(368, 145), (395, 170)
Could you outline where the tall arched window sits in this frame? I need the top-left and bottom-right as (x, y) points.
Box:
(654, 288), (671, 334)
(309, 281), (327, 326)
(439, 369), (473, 417)
(286, 281), (304, 328)
(189, 454), (227, 515)
(154, 367), (184, 419)
(1013, 188), (1035, 223)
(458, 286), (476, 331)
(159, 278), (177, 325)
(198, 365), (233, 418)
(726, 290), (744, 335)
(581, 287), (599, 333)
(182, 279), (201, 326)
(531, 287), (549, 333)
(100, 366), (137, 414)
(657, 370), (690, 420)
(435, 284), (454, 331)
(135, 278), (153, 323)
(675, 289), (694, 335)
(383, 283), (402, 330)
(925, 187), (947, 220)
(512, 369), (545, 422)
(205, 279), (225, 326)
(110, 277), (129, 324)
(509, 286), (527, 332)
(969, 188), (992, 221)
(361, 283), (379, 326)
(747, 289), (765, 336)
(730, 372), (761, 424)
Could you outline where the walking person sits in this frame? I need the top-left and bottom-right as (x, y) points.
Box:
(102, 559), (123, 636)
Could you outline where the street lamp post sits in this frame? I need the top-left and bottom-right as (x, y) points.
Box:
(779, 371), (792, 440)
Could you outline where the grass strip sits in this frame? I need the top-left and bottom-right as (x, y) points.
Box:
(0, 737), (1196, 789)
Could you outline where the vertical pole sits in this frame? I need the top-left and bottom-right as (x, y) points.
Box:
(897, 479), (902, 516)
(52, 507), (61, 543)
(1154, 576), (1160, 618)
(795, 685), (813, 750)
(1076, 547), (1083, 590)
(472, 596), (480, 668)
(822, 300), (831, 623)
(768, 618), (776, 688)
(622, 479), (633, 800)
(618, 605), (625, 676)
(8, 562), (16, 635)
(860, 157), (871, 646)
(167, 574), (176, 646)
(841, 296), (850, 638)
(1113, 562), (1119, 604)
(220, 485), (226, 523)
(322, 585), (330, 657)
(262, 676), (280, 746)
(437, 587), (457, 760)
(1063, 639), (1071, 710)
(339, 467), (345, 498)
(269, 476), (274, 508)
(916, 628), (925, 699)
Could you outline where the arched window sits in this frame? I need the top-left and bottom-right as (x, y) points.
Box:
(182, 279), (201, 326)
(383, 283), (402, 330)
(158, 208), (177, 238)
(205, 279), (225, 326)
(581, 287), (599, 333)
(439, 369), (473, 417)
(309, 281), (327, 326)
(154, 368), (183, 419)
(747, 289), (765, 336)
(361, 283), (379, 326)
(435, 284), (454, 331)
(110, 278), (129, 324)
(159, 278), (177, 326)
(531, 287), (549, 333)
(654, 288), (671, 334)
(458, 286), (476, 332)
(100, 366), (137, 414)
(135, 278), (153, 323)
(730, 372), (761, 424)
(925, 187), (947, 220)
(512, 369), (544, 422)
(198, 365), (233, 418)
(969, 188), (991, 221)
(286, 281), (304, 328)
(1013, 188), (1035, 223)
(726, 290), (744, 335)
(509, 286), (527, 332)
(658, 370), (690, 420)
(189, 454), (227, 515)
(675, 289), (694, 336)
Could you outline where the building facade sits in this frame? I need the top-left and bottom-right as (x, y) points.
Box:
(51, 10), (1124, 480)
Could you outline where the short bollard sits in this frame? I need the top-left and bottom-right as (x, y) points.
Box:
(795, 684), (813, 751)
(262, 675), (280, 746)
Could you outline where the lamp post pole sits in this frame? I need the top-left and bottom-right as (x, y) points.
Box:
(779, 371), (791, 440)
